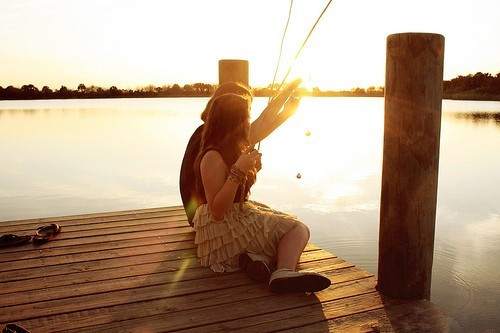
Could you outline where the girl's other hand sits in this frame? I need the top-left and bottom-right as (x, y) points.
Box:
(255, 151), (262, 172)
(282, 78), (302, 97)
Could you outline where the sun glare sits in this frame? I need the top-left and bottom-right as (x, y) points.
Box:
(253, 96), (384, 207)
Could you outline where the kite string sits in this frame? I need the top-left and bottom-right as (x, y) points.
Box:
(272, 0), (334, 99)
(257, 0), (294, 151)
(268, 0), (294, 104)
(257, 0), (334, 151)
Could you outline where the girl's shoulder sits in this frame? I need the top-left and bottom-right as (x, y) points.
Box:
(200, 148), (226, 168)
(199, 146), (232, 172)
(200, 150), (229, 179)
(202, 149), (223, 162)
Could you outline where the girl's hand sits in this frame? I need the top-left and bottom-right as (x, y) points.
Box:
(283, 93), (302, 116)
(234, 149), (261, 173)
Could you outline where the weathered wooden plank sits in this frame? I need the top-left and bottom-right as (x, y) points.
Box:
(0, 252), (338, 296)
(2, 257), (346, 312)
(11, 283), (271, 333)
(288, 299), (450, 333)
(0, 241), (197, 271)
(0, 247), (196, 282)
(11, 273), (374, 333)
(0, 250), (337, 307)
(0, 239), (326, 270)
(0, 226), (195, 255)
(1, 224), (323, 256)
(0, 234), (195, 263)
(8, 222), (192, 241)
(0, 227), (194, 253)
(0, 213), (189, 235)
(0, 245), (324, 291)
(0, 206), (184, 227)
(0, 268), (244, 324)
(0, 252), (196, 295)
(182, 292), (401, 333)
(0, 258), (205, 310)
(0, 258), (353, 323)
(66, 278), (380, 333)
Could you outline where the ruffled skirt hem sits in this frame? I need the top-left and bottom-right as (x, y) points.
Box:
(192, 200), (298, 272)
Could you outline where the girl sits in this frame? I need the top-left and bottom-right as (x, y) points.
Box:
(180, 79), (301, 227)
(192, 93), (331, 293)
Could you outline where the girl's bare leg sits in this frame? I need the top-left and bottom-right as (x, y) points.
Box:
(271, 222), (330, 293)
(276, 222), (310, 270)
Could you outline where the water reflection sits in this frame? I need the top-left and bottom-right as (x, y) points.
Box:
(0, 98), (207, 219)
(450, 111), (500, 126)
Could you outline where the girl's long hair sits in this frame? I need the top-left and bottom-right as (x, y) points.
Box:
(198, 93), (250, 166)
(194, 93), (255, 202)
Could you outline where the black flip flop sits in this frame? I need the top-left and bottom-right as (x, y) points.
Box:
(2, 323), (31, 333)
(0, 234), (32, 248)
(33, 223), (61, 245)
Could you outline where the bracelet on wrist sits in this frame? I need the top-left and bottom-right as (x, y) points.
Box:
(228, 174), (242, 185)
(228, 165), (246, 186)
(230, 165), (246, 177)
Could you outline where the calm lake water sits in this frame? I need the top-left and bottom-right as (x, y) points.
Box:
(1, 97), (499, 331)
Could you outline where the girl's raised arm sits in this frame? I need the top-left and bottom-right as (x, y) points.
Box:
(249, 78), (302, 145)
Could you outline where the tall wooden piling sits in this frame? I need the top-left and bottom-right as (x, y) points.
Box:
(377, 33), (445, 300)
(218, 59), (249, 86)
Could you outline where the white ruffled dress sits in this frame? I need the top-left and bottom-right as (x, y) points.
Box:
(192, 200), (298, 272)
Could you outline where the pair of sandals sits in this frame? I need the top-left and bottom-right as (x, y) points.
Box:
(0, 224), (61, 248)
(238, 252), (331, 293)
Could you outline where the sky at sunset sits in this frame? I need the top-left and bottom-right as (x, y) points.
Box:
(1, 0), (499, 91)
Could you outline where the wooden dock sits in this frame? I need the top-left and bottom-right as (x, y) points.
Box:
(0, 206), (449, 332)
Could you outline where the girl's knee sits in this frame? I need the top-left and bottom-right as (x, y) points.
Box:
(295, 221), (310, 240)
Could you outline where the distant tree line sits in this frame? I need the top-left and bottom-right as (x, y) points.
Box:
(443, 72), (500, 100)
(0, 82), (384, 100)
(1, 72), (499, 100)
(0, 83), (216, 100)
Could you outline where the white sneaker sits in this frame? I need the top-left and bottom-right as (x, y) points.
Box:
(269, 268), (331, 293)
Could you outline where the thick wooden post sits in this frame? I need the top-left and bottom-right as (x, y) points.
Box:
(218, 59), (249, 86)
(377, 33), (445, 300)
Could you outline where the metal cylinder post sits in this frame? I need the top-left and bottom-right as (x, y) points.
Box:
(377, 33), (445, 300)
(218, 59), (249, 86)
